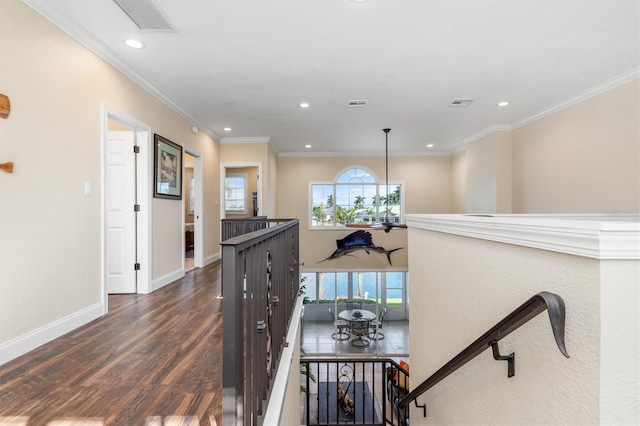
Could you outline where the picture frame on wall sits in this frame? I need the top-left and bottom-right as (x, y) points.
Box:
(153, 134), (182, 199)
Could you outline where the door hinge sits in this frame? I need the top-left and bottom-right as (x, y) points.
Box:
(133, 146), (140, 154)
(134, 263), (141, 271)
(134, 204), (140, 212)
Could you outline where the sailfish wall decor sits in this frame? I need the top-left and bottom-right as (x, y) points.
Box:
(320, 230), (403, 266)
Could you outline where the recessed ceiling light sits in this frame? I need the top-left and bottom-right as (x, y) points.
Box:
(305, 144), (312, 148)
(125, 39), (145, 49)
(497, 101), (510, 107)
(223, 127), (232, 131)
(427, 144), (434, 148)
(299, 102), (310, 108)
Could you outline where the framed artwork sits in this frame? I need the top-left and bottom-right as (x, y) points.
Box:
(154, 134), (182, 199)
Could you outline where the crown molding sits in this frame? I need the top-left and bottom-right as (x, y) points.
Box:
(462, 124), (513, 145)
(451, 67), (640, 153)
(278, 150), (450, 158)
(405, 214), (640, 260)
(220, 137), (271, 144)
(22, 0), (221, 143)
(514, 67), (640, 129)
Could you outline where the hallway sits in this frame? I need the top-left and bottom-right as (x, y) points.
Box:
(0, 262), (223, 425)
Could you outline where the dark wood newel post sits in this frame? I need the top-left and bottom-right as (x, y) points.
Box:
(222, 244), (244, 426)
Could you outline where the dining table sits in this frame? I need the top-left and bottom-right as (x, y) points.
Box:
(338, 309), (376, 322)
(338, 309), (376, 347)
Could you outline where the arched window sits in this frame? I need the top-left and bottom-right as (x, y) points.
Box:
(310, 167), (402, 228)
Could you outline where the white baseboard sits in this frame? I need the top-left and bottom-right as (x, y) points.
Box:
(0, 302), (104, 366)
(150, 269), (185, 293)
(204, 252), (221, 266)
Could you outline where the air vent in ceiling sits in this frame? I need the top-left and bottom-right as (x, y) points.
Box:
(348, 100), (368, 107)
(113, 0), (176, 31)
(449, 99), (474, 107)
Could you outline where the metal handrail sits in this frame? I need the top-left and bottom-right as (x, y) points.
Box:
(398, 291), (570, 410)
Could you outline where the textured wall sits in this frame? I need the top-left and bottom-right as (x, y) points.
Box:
(408, 227), (601, 425)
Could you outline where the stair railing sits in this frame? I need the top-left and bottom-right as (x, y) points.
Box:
(398, 291), (570, 413)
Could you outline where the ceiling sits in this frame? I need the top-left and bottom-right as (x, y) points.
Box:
(25, 0), (639, 155)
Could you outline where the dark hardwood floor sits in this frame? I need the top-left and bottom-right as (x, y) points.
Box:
(0, 261), (223, 426)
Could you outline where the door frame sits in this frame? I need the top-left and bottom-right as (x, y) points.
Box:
(101, 104), (152, 309)
(220, 162), (263, 222)
(184, 147), (204, 269)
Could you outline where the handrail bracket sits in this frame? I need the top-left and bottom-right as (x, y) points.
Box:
(490, 341), (515, 378)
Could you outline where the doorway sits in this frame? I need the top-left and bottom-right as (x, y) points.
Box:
(220, 162), (262, 221)
(103, 105), (151, 303)
(184, 148), (204, 271)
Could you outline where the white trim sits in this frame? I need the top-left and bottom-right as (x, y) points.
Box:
(514, 67), (640, 129)
(463, 124), (512, 145)
(262, 295), (304, 425)
(449, 144), (467, 155)
(278, 150), (450, 158)
(150, 269), (185, 293)
(405, 214), (640, 260)
(102, 104), (152, 296)
(309, 171), (404, 230)
(0, 302), (104, 366)
(220, 137), (271, 144)
(220, 162), (263, 221)
(333, 165), (380, 183)
(183, 146), (205, 269)
(204, 252), (222, 266)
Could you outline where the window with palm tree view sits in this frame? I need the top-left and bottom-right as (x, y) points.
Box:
(311, 168), (402, 228)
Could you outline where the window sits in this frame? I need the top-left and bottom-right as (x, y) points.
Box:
(300, 271), (407, 307)
(225, 173), (246, 212)
(310, 167), (402, 228)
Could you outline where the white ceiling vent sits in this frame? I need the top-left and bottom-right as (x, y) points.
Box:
(348, 100), (368, 108)
(449, 99), (474, 107)
(113, 0), (176, 31)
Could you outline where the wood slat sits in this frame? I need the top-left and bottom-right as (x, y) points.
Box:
(0, 262), (223, 426)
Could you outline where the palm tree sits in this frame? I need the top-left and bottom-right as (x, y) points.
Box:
(312, 205), (325, 225)
(354, 195), (366, 209)
(388, 186), (400, 205)
(326, 194), (333, 208)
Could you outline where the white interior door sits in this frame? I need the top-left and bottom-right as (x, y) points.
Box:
(106, 130), (137, 293)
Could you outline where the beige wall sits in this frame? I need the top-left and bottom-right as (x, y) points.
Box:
(409, 228), (602, 425)
(276, 155), (450, 270)
(512, 79), (640, 214)
(220, 142), (275, 217)
(449, 150), (466, 213)
(267, 145), (278, 218)
(0, 1), (219, 350)
(465, 130), (512, 214)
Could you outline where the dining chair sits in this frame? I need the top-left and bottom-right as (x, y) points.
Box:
(328, 307), (350, 340)
(369, 307), (388, 340)
(346, 300), (362, 310)
(350, 318), (371, 347)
